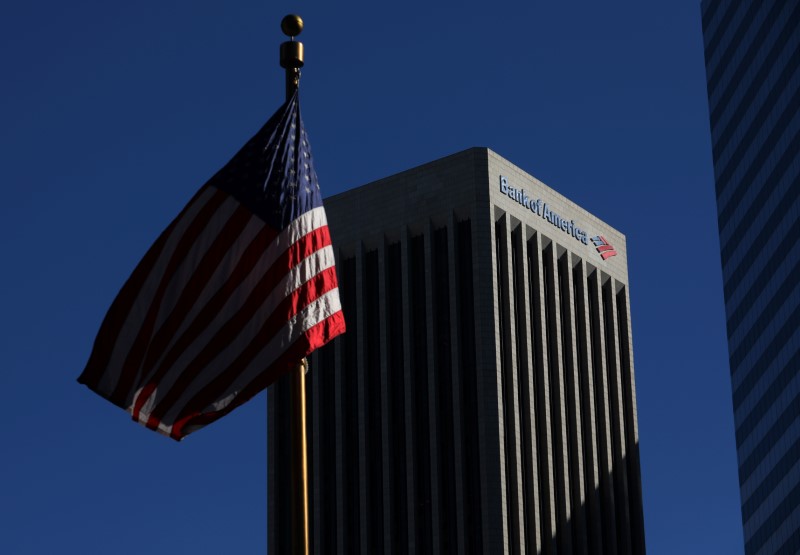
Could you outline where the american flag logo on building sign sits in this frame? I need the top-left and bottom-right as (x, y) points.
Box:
(591, 235), (618, 260)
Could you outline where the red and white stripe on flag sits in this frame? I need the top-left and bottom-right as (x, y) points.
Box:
(78, 184), (345, 440)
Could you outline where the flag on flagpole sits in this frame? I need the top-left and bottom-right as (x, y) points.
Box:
(78, 91), (345, 440)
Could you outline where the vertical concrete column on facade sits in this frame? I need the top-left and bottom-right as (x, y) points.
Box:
(516, 225), (543, 554)
(605, 278), (632, 555)
(573, 260), (604, 552)
(590, 270), (618, 554)
(617, 285), (646, 554)
(334, 249), (346, 555)
(377, 237), (393, 554)
(400, 227), (417, 554)
(488, 208), (511, 554)
(310, 350), (321, 555)
(423, 220), (442, 553)
(529, 232), (558, 554)
(446, 212), (467, 555)
(542, 242), (573, 554)
(617, 287), (639, 452)
(473, 198), (502, 553)
(561, 252), (589, 554)
(355, 244), (369, 554)
(501, 213), (527, 554)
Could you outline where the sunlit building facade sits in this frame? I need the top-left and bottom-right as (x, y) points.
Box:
(701, 1), (800, 553)
(268, 148), (646, 554)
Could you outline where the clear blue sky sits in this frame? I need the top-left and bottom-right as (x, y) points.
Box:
(1, 2), (741, 553)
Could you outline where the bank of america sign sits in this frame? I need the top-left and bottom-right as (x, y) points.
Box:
(499, 175), (617, 261)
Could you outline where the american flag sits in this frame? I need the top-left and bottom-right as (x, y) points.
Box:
(78, 92), (345, 440)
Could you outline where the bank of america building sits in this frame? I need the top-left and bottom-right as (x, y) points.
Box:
(269, 148), (646, 554)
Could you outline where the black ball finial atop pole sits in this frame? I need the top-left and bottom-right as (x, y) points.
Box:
(280, 14), (304, 101)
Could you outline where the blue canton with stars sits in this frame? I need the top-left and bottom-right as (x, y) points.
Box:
(210, 91), (324, 231)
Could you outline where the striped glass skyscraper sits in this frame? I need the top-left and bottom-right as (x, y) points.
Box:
(268, 148), (646, 554)
(701, 1), (800, 553)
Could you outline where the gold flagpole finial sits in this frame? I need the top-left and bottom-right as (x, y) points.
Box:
(281, 14), (303, 38)
(280, 14), (304, 100)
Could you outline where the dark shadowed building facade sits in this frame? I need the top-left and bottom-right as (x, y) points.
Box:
(269, 148), (646, 554)
(701, 1), (800, 553)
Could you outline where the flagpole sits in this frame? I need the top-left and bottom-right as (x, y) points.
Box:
(289, 357), (309, 555)
(280, 14), (310, 555)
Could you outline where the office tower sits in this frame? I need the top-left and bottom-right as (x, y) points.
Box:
(701, 1), (800, 553)
(268, 148), (646, 554)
